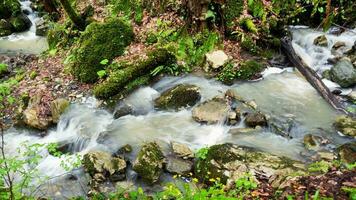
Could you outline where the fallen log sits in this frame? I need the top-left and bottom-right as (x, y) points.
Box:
(281, 37), (352, 116)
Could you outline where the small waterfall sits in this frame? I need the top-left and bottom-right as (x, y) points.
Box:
(0, 0), (48, 54)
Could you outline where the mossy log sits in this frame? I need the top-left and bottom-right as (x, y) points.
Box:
(94, 48), (176, 99)
(58, 0), (85, 30)
(281, 37), (352, 116)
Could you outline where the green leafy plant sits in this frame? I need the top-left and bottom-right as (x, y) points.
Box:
(217, 62), (236, 84)
(196, 147), (209, 160)
(100, 59), (109, 65)
(308, 160), (331, 173)
(0, 63), (8, 75)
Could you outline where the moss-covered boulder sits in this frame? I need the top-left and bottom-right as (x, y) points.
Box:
(9, 14), (32, 32)
(50, 98), (70, 123)
(337, 142), (356, 164)
(334, 115), (356, 137)
(194, 143), (305, 186)
(0, 19), (13, 36)
(0, 0), (21, 19)
(154, 84), (201, 110)
(93, 48), (176, 99)
(68, 18), (134, 83)
(132, 142), (164, 184)
(236, 60), (264, 80)
(313, 35), (328, 47)
(82, 151), (127, 182)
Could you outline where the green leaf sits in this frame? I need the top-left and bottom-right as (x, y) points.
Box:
(100, 59), (109, 65)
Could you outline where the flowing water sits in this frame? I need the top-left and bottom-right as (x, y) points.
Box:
(2, 26), (355, 198)
(0, 0), (48, 55)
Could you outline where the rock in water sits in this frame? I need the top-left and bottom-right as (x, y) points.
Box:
(194, 143), (305, 186)
(9, 14), (32, 32)
(245, 112), (267, 127)
(334, 115), (356, 137)
(192, 97), (229, 124)
(23, 94), (51, 130)
(330, 59), (356, 88)
(35, 18), (49, 36)
(171, 142), (194, 160)
(205, 50), (229, 70)
(155, 84), (201, 110)
(164, 156), (193, 175)
(133, 142), (164, 184)
(113, 104), (132, 119)
(337, 142), (356, 164)
(313, 35), (328, 47)
(51, 98), (69, 123)
(82, 151), (127, 182)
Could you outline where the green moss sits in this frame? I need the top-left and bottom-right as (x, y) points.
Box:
(93, 48), (176, 99)
(68, 18), (134, 83)
(236, 60), (263, 80)
(241, 36), (259, 54)
(29, 71), (37, 80)
(0, 19), (12, 36)
(224, 0), (243, 28)
(0, 63), (8, 76)
(9, 14), (31, 32)
(241, 18), (258, 33)
(0, 0), (21, 19)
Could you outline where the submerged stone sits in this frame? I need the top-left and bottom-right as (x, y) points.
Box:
(132, 142), (164, 184)
(154, 84), (201, 110)
(192, 97), (229, 124)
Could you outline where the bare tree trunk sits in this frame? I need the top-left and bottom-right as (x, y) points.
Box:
(0, 122), (14, 200)
(58, 0), (86, 30)
(183, 0), (211, 31)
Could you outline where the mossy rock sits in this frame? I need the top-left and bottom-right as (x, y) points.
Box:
(337, 142), (356, 164)
(0, 0), (21, 19)
(334, 115), (356, 137)
(194, 143), (304, 185)
(236, 60), (263, 80)
(154, 84), (201, 110)
(68, 18), (134, 83)
(132, 142), (164, 184)
(0, 19), (12, 37)
(93, 48), (176, 99)
(9, 14), (32, 32)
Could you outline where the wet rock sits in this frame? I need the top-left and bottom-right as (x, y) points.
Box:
(322, 69), (331, 80)
(313, 35), (328, 47)
(164, 156), (193, 175)
(0, 19), (13, 37)
(9, 13), (32, 32)
(82, 151), (127, 182)
(51, 98), (69, 124)
(332, 41), (346, 52)
(347, 91), (356, 102)
(337, 142), (356, 164)
(303, 134), (325, 150)
(334, 115), (356, 137)
(23, 94), (51, 130)
(245, 112), (267, 127)
(227, 111), (240, 125)
(113, 104), (132, 119)
(171, 142), (194, 160)
(154, 84), (201, 110)
(192, 97), (229, 124)
(115, 144), (133, 156)
(194, 143), (305, 186)
(330, 59), (356, 88)
(35, 18), (48, 36)
(229, 127), (262, 135)
(132, 142), (164, 184)
(225, 89), (245, 102)
(205, 50), (229, 70)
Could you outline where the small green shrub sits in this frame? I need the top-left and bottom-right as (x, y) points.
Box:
(0, 63), (8, 76)
(217, 62), (236, 85)
(196, 147), (209, 160)
(29, 71), (37, 80)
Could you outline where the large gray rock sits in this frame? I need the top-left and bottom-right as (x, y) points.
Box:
(192, 97), (229, 124)
(171, 142), (194, 160)
(330, 59), (356, 88)
(164, 156), (193, 175)
(82, 151), (127, 182)
(155, 84), (201, 110)
(205, 50), (229, 70)
(23, 94), (51, 130)
(132, 142), (164, 184)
